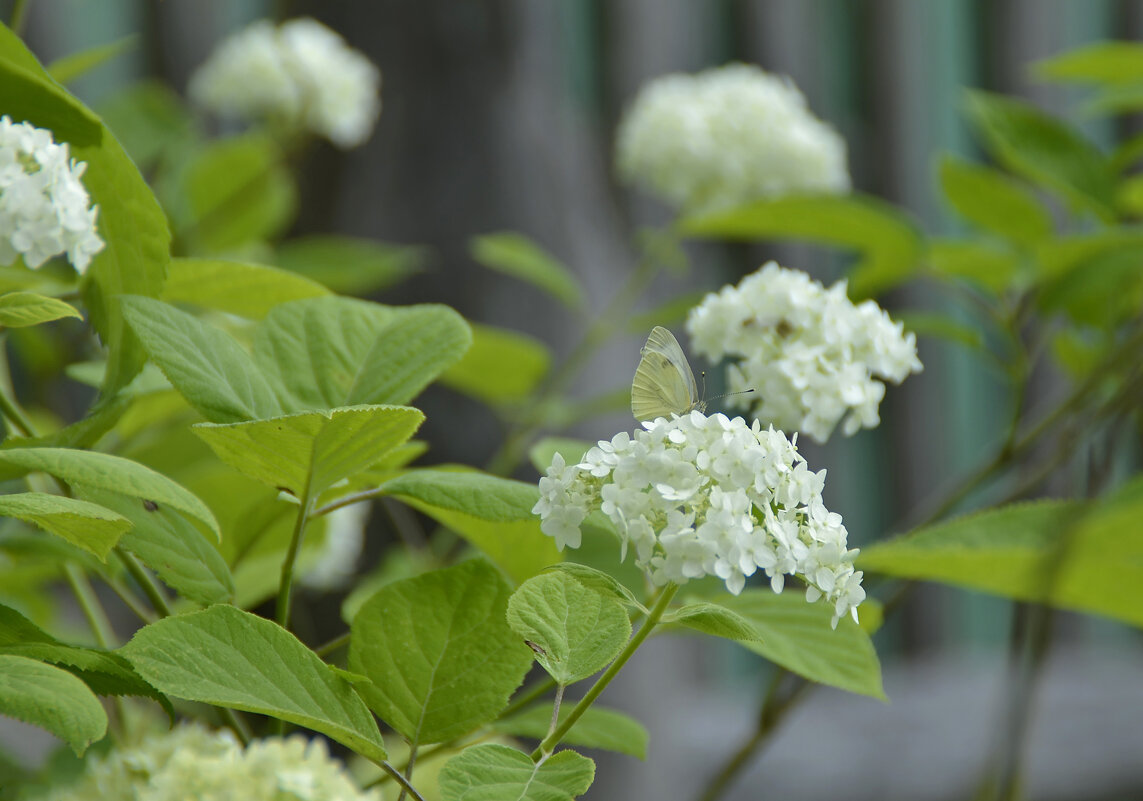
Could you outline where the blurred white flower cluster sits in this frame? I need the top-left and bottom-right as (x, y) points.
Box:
(0, 116), (103, 273)
(687, 262), (922, 443)
(48, 723), (380, 801)
(534, 411), (864, 627)
(190, 17), (381, 149)
(301, 501), (369, 590)
(615, 64), (850, 213)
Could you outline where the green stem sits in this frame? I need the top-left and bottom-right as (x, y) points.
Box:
(311, 489), (383, 519)
(368, 758), (427, 801)
(100, 572), (157, 624)
(0, 339), (35, 437)
(531, 583), (679, 761)
(63, 563), (116, 648)
(9, 0), (29, 35)
(276, 492), (315, 631)
(501, 676), (558, 719)
(314, 631), (351, 660)
(117, 548), (172, 618)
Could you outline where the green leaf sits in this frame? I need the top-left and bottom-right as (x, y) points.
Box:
(0, 654), (107, 755)
(254, 296), (471, 410)
(120, 295), (286, 423)
(439, 744), (595, 801)
(47, 35), (137, 85)
(0, 492), (130, 560)
(1036, 246), (1143, 326)
(964, 90), (1115, 220)
(543, 562), (641, 609)
(0, 26), (169, 398)
(507, 573), (631, 684)
(471, 232), (585, 310)
(626, 291), (709, 334)
(528, 437), (593, 475)
(194, 405), (423, 498)
(926, 239), (1023, 292)
(440, 323), (550, 404)
(937, 156), (1054, 245)
(0, 603), (167, 706)
(162, 258), (330, 319)
(678, 194), (924, 297)
(120, 604), (387, 762)
(274, 236), (425, 295)
(0, 292), (82, 328)
(98, 80), (194, 171)
(665, 601), (761, 642)
(0, 447), (219, 540)
(1034, 41), (1143, 85)
(716, 591), (885, 699)
(379, 469), (562, 583)
(860, 482), (1143, 629)
(170, 133), (297, 253)
(494, 705), (648, 759)
(74, 486), (233, 606)
(348, 560), (533, 744)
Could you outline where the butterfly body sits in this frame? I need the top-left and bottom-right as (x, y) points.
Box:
(631, 326), (705, 421)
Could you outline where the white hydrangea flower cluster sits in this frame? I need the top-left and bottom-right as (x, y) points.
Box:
(190, 17), (381, 149)
(534, 411), (865, 627)
(615, 63), (850, 213)
(302, 501), (369, 590)
(0, 116), (103, 273)
(687, 262), (922, 443)
(46, 723), (380, 801)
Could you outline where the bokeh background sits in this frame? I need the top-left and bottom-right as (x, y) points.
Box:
(7, 2), (1143, 799)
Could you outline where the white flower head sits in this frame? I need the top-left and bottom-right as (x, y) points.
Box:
(534, 411), (864, 627)
(0, 116), (104, 273)
(686, 262), (922, 443)
(615, 63), (850, 213)
(301, 501), (369, 591)
(190, 17), (381, 149)
(46, 722), (381, 801)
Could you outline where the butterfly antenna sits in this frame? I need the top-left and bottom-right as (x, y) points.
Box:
(701, 371), (707, 403)
(708, 387), (756, 403)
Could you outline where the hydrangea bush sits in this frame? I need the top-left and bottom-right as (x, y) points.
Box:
(0, 12), (1141, 801)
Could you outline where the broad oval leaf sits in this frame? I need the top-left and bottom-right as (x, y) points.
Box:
(274, 235), (425, 295)
(378, 469), (562, 583)
(964, 90), (1115, 220)
(0, 292), (82, 327)
(194, 405), (424, 498)
(0, 654), (107, 755)
(543, 562), (640, 609)
(937, 155), (1054, 245)
(162, 258), (329, 320)
(120, 295), (287, 423)
(254, 296), (471, 411)
(494, 704), (648, 760)
(507, 572), (631, 684)
(678, 194), (924, 298)
(471, 232), (585, 311)
(439, 744), (594, 801)
(120, 604), (387, 762)
(0, 491), (130, 560)
(664, 601), (761, 642)
(440, 322), (551, 404)
(716, 591), (885, 699)
(926, 239), (1023, 293)
(0, 448), (219, 540)
(348, 559), (533, 745)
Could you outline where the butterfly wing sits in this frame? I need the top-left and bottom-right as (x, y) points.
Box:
(631, 326), (701, 421)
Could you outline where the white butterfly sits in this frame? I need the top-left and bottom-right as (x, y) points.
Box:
(631, 326), (706, 422)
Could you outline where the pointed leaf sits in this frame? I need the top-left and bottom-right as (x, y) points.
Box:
(254, 296), (471, 410)
(507, 573), (630, 684)
(665, 601), (761, 642)
(1034, 41), (1143, 85)
(716, 591), (885, 699)
(543, 562), (640, 608)
(678, 194), (924, 297)
(0, 448), (219, 540)
(274, 235), (425, 295)
(378, 469), (562, 583)
(75, 486), (233, 606)
(348, 560), (533, 745)
(926, 239), (1022, 293)
(0, 292), (82, 327)
(0, 492), (129, 560)
(47, 35), (136, 85)
(120, 295), (286, 423)
(0, 655), (107, 755)
(440, 323), (550, 404)
(439, 744), (594, 801)
(162, 258), (329, 319)
(494, 705), (648, 759)
(193, 405), (424, 497)
(937, 155), (1054, 245)
(471, 232), (585, 310)
(120, 604), (386, 762)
